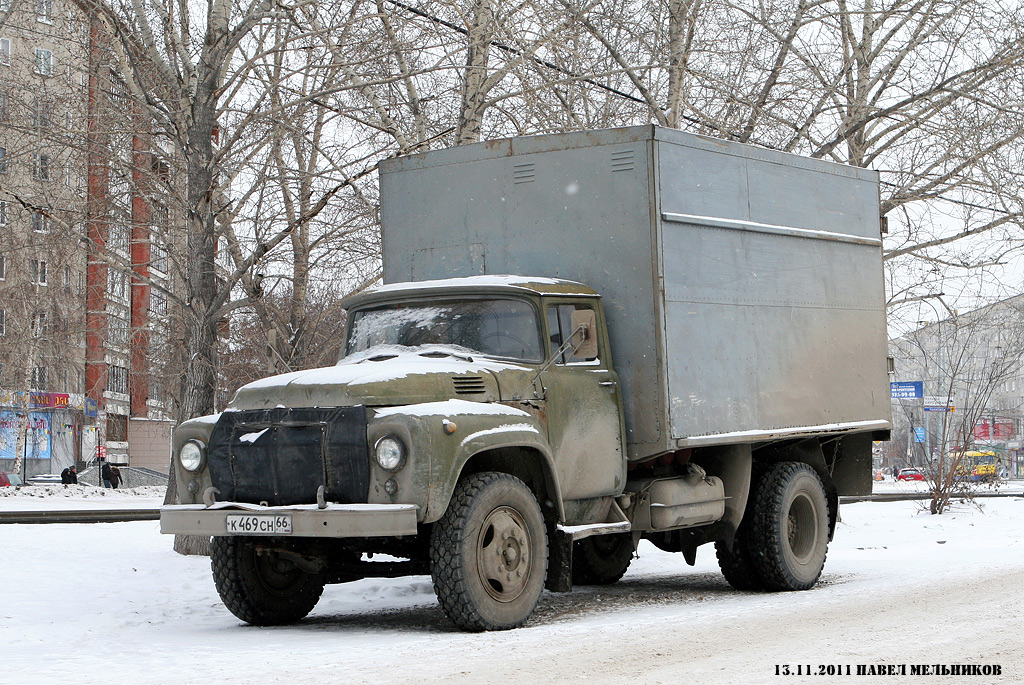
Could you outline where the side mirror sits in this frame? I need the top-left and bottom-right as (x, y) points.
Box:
(570, 309), (598, 360)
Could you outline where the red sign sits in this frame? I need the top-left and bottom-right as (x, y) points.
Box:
(974, 419), (1014, 440)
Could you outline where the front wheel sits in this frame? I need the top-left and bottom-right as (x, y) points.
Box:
(430, 472), (548, 631)
(748, 462), (829, 591)
(211, 536), (325, 625)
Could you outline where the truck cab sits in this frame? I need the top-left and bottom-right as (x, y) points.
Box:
(163, 277), (640, 630)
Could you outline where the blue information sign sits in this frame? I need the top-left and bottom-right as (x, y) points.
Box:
(914, 427), (926, 443)
(891, 381), (923, 399)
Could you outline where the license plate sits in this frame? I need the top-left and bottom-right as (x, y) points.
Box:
(225, 514), (292, 535)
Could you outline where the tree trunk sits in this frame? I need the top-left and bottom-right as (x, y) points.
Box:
(457, 0), (495, 145)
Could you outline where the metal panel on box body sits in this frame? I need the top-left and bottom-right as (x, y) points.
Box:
(380, 127), (667, 458)
(651, 127), (880, 234)
(654, 133), (889, 440)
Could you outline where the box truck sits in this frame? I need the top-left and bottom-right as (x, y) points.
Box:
(162, 125), (891, 631)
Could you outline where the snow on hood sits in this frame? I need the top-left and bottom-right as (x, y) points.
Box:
(228, 346), (530, 410)
(374, 399), (531, 418)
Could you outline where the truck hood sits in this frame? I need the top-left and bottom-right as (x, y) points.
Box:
(227, 346), (533, 410)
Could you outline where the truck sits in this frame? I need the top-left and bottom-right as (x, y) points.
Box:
(161, 125), (892, 631)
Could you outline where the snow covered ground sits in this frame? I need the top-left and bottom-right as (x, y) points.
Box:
(2, 486), (1022, 684)
(0, 484), (167, 510)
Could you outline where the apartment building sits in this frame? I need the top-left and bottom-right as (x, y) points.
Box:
(888, 295), (1024, 477)
(0, 0), (177, 477)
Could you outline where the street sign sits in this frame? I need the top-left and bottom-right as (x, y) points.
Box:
(914, 427), (926, 442)
(891, 381), (923, 399)
(923, 394), (954, 412)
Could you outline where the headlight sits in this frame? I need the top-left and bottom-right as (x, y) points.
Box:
(179, 440), (205, 472)
(375, 436), (406, 471)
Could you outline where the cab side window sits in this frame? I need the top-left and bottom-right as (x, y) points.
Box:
(546, 303), (598, 364)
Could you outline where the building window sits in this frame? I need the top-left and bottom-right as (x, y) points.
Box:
(32, 210), (49, 233)
(151, 288), (166, 316)
(64, 265), (71, 291)
(108, 269), (128, 300)
(110, 322), (130, 348)
(107, 412), (128, 441)
(31, 311), (45, 337)
(0, 92), (8, 120)
(31, 366), (47, 390)
(0, 201), (7, 227)
(31, 258), (47, 285)
(0, 146), (7, 174)
(33, 153), (50, 181)
(35, 49), (52, 76)
(36, 0), (52, 22)
(152, 241), (168, 272)
(0, 309), (5, 337)
(34, 100), (52, 127)
(110, 222), (130, 252)
(0, 38), (10, 67)
(108, 365), (128, 395)
(0, 253), (6, 279)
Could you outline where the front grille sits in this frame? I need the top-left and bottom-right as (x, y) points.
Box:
(207, 406), (369, 506)
(453, 376), (486, 394)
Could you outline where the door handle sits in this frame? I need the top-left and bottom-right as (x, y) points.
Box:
(599, 381), (618, 388)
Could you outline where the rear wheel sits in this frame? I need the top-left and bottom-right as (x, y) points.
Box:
(747, 462), (829, 591)
(716, 464), (766, 591)
(211, 536), (325, 625)
(572, 533), (634, 585)
(715, 524), (766, 591)
(430, 472), (548, 631)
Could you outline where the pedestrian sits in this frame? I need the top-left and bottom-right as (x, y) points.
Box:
(101, 460), (114, 488)
(60, 465), (78, 486)
(110, 464), (122, 489)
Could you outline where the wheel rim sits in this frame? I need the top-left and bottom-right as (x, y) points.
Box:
(476, 505), (533, 603)
(785, 492), (819, 564)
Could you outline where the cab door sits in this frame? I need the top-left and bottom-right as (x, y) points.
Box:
(541, 300), (626, 499)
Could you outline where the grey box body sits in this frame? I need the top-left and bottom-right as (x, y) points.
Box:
(379, 125), (892, 461)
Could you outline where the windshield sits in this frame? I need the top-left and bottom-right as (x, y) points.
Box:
(345, 298), (543, 362)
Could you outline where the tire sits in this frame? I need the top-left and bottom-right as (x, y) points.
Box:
(572, 533), (634, 585)
(716, 464), (767, 591)
(430, 472), (548, 631)
(748, 462), (829, 591)
(211, 536), (325, 625)
(714, 524), (766, 591)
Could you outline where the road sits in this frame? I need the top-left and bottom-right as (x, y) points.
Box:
(4, 497), (1022, 684)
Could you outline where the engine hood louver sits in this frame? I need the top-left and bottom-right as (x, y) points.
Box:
(452, 376), (487, 395)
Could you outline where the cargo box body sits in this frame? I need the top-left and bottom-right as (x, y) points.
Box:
(379, 125), (892, 461)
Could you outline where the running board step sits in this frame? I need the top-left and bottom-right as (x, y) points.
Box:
(556, 501), (631, 540)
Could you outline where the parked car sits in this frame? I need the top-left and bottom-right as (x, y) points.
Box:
(0, 472), (25, 487)
(897, 467), (925, 482)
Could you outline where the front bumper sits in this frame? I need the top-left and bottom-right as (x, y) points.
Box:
(160, 502), (418, 538)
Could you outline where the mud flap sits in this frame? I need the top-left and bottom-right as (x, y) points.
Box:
(546, 528), (573, 593)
